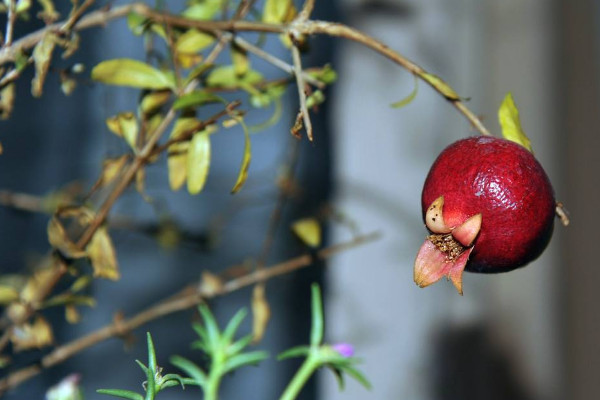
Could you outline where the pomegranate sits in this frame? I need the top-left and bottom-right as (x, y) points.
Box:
(414, 136), (555, 294)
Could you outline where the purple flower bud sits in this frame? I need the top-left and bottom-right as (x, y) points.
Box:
(332, 343), (354, 358)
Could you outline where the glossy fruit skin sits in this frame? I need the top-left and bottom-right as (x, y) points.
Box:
(421, 136), (555, 273)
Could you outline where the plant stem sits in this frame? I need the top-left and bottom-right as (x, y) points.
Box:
(205, 367), (223, 400)
(280, 353), (319, 400)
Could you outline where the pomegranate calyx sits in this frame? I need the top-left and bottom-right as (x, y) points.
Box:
(413, 239), (473, 295)
(452, 213), (482, 247)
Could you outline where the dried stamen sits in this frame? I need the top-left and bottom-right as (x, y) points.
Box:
(428, 233), (466, 261)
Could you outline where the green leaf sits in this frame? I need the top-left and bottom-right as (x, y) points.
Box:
(206, 65), (263, 88)
(391, 76), (418, 108)
(291, 218), (321, 248)
(222, 351), (269, 374)
(310, 284), (324, 346)
(31, 32), (57, 97)
(126, 12), (147, 35)
(307, 64), (337, 84)
(277, 345), (311, 360)
(498, 92), (533, 152)
(198, 305), (221, 351)
(170, 355), (207, 387)
(173, 91), (225, 110)
(146, 333), (157, 374)
(305, 90), (325, 109)
(175, 29), (214, 54)
(96, 389), (144, 400)
(92, 59), (175, 90)
(226, 334), (253, 357)
(187, 130), (211, 195)
(338, 364), (372, 390)
(222, 308), (248, 344)
(421, 72), (459, 101)
(37, 0), (59, 22)
(230, 118), (251, 194)
(182, 0), (222, 20)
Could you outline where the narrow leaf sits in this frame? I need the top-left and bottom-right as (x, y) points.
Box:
(106, 112), (138, 150)
(222, 351), (269, 374)
(277, 345), (311, 360)
(0, 286), (19, 305)
(198, 305), (220, 351)
(170, 355), (206, 387)
(0, 83), (16, 120)
(222, 308), (248, 344)
(230, 119), (251, 194)
(167, 118), (201, 191)
(291, 218), (321, 248)
(86, 227), (120, 280)
(96, 389), (144, 400)
(206, 66), (263, 88)
(338, 365), (372, 390)
(263, 0), (294, 23)
(92, 59), (175, 90)
(182, 0), (221, 20)
(173, 91), (224, 110)
(498, 92), (533, 152)
(421, 72), (459, 101)
(231, 43), (249, 77)
(391, 76), (418, 108)
(140, 90), (171, 115)
(187, 131), (211, 195)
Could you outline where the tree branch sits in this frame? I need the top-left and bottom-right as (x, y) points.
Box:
(0, 232), (380, 396)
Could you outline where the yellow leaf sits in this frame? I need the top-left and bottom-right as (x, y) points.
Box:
(91, 59), (175, 90)
(230, 119), (251, 194)
(251, 284), (270, 343)
(86, 227), (120, 280)
(176, 29), (214, 54)
(231, 43), (249, 77)
(47, 217), (88, 259)
(391, 76), (418, 108)
(140, 90), (171, 115)
(105, 112), (138, 150)
(263, 0), (295, 23)
(421, 72), (459, 101)
(0, 83), (15, 120)
(21, 259), (65, 304)
(65, 305), (81, 324)
(31, 32), (57, 97)
(291, 218), (321, 248)
(187, 131), (211, 195)
(498, 92), (533, 152)
(0, 286), (19, 305)
(100, 155), (129, 187)
(168, 118), (202, 191)
(11, 315), (54, 351)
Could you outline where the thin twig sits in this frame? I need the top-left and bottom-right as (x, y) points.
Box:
(0, 232), (380, 395)
(4, 0), (16, 47)
(61, 0), (96, 32)
(298, 0), (316, 21)
(291, 43), (313, 141)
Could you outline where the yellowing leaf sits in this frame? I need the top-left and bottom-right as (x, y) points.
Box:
(0, 286), (19, 305)
(167, 118), (202, 191)
(21, 258), (65, 304)
(421, 72), (459, 101)
(31, 32), (57, 97)
(0, 83), (16, 120)
(391, 76), (418, 108)
(37, 0), (60, 23)
(206, 65), (263, 88)
(231, 43), (249, 77)
(263, 0), (295, 23)
(498, 92), (533, 152)
(100, 155), (129, 187)
(11, 315), (54, 351)
(173, 91), (225, 110)
(182, 0), (221, 20)
(176, 29), (214, 54)
(105, 112), (138, 150)
(65, 304), (81, 324)
(187, 131), (211, 195)
(86, 227), (120, 280)
(251, 284), (270, 343)
(47, 217), (87, 259)
(291, 218), (321, 248)
(91, 59), (175, 90)
(140, 90), (171, 115)
(230, 119), (251, 194)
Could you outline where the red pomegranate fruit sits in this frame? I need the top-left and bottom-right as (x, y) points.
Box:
(414, 136), (556, 294)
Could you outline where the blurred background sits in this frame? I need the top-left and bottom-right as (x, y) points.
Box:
(0, 0), (599, 399)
